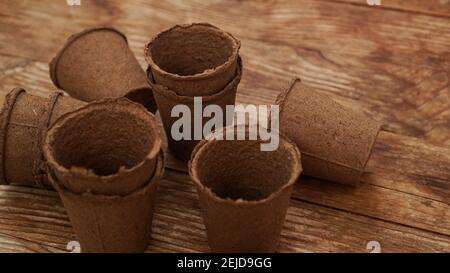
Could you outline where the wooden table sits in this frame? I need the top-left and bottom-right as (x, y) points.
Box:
(0, 0), (449, 253)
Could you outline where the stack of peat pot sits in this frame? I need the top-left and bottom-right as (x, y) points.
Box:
(145, 23), (242, 161)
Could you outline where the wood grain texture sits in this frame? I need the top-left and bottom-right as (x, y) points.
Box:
(1, 174), (450, 253)
(330, 0), (450, 17)
(0, 0), (449, 252)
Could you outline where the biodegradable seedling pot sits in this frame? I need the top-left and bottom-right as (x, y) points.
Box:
(0, 88), (85, 187)
(50, 26), (157, 112)
(148, 57), (242, 162)
(276, 78), (381, 186)
(43, 98), (161, 195)
(145, 23), (240, 96)
(48, 152), (164, 253)
(189, 125), (302, 253)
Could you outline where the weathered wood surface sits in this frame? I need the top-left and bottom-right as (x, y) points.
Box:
(334, 0), (450, 17)
(0, 0), (449, 252)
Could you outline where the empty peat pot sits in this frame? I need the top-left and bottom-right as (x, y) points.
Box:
(0, 88), (85, 187)
(43, 98), (163, 253)
(276, 78), (381, 186)
(48, 152), (164, 253)
(148, 57), (242, 162)
(189, 125), (302, 252)
(145, 23), (241, 96)
(43, 98), (161, 195)
(50, 26), (157, 112)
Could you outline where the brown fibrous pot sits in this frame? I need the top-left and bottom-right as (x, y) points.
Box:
(189, 124), (302, 252)
(50, 26), (157, 112)
(0, 88), (85, 187)
(148, 56), (242, 162)
(43, 97), (161, 195)
(145, 23), (240, 96)
(276, 78), (381, 186)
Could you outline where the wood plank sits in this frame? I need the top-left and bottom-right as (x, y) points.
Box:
(366, 132), (450, 203)
(0, 58), (55, 98)
(0, 233), (64, 253)
(0, 0), (449, 145)
(329, 0), (450, 17)
(1, 178), (449, 253)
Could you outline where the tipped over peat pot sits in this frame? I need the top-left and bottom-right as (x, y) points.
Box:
(189, 125), (302, 252)
(0, 88), (85, 187)
(145, 23), (241, 96)
(50, 26), (157, 112)
(276, 78), (381, 186)
(43, 98), (163, 253)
